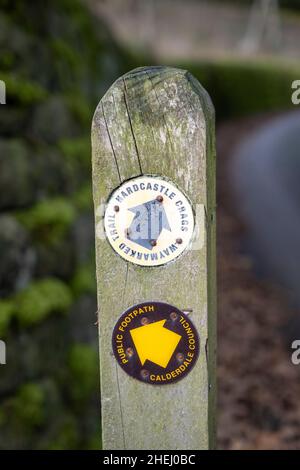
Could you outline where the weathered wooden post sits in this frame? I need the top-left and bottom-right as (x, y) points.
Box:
(0, 80), (6, 104)
(92, 66), (216, 450)
(0, 340), (6, 365)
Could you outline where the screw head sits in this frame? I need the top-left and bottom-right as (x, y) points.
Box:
(156, 195), (163, 203)
(140, 369), (150, 379)
(170, 311), (178, 321)
(114, 205), (120, 212)
(126, 347), (134, 358)
(176, 238), (183, 244)
(141, 317), (149, 325)
(176, 352), (184, 363)
(150, 239), (157, 247)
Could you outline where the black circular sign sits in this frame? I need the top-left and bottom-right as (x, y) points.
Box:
(112, 301), (200, 385)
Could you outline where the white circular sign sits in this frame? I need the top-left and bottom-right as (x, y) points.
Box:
(104, 176), (194, 267)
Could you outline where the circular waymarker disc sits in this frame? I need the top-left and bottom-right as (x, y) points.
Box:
(104, 176), (194, 267)
(112, 301), (199, 385)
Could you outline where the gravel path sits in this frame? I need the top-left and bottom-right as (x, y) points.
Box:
(217, 115), (300, 449)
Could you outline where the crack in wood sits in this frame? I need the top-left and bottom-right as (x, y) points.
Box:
(145, 70), (174, 153)
(122, 77), (143, 175)
(101, 102), (122, 182)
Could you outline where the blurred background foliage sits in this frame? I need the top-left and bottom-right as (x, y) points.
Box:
(0, 0), (299, 450)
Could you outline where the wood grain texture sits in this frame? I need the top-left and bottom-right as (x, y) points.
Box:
(92, 66), (216, 450)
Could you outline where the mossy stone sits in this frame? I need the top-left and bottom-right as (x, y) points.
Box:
(73, 184), (93, 212)
(16, 197), (77, 244)
(15, 278), (72, 327)
(0, 300), (14, 337)
(68, 343), (99, 403)
(0, 140), (34, 209)
(10, 383), (46, 428)
(29, 96), (78, 144)
(0, 215), (32, 296)
(71, 263), (96, 298)
(44, 415), (79, 450)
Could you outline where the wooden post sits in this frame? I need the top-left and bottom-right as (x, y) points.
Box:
(0, 80), (6, 104)
(92, 66), (216, 450)
(0, 340), (6, 365)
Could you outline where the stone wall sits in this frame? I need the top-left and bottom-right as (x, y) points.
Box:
(0, 0), (137, 449)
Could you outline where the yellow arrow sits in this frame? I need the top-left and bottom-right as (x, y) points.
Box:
(130, 320), (181, 368)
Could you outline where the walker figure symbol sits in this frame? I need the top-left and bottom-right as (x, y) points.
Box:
(127, 199), (171, 250)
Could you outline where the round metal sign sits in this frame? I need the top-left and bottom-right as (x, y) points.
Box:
(112, 302), (199, 385)
(104, 176), (194, 267)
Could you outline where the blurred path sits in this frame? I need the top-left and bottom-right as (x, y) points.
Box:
(217, 114), (300, 449)
(231, 112), (300, 309)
